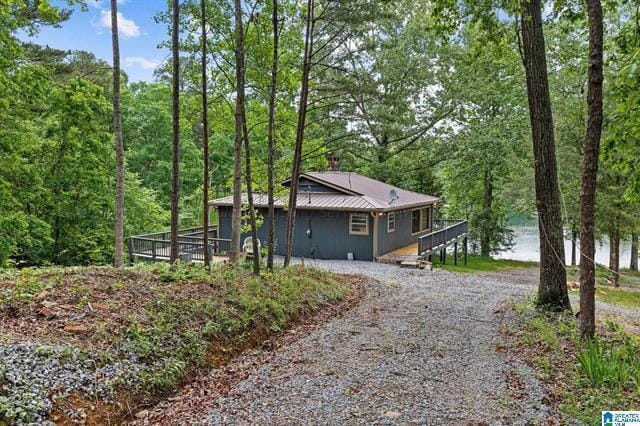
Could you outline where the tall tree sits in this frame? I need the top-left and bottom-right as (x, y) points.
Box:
(283, 0), (314, 267)
(110, 0), (125, 268)
(266, 0), (279, 271)
(170, 0), (180, 264)
(243, 105), (260, 275)
(579, 0), (604, 338)
(631, 233), (638, 271)
(520, 0), (570, 310)
(239, 3), (260, 275)
(229, 0), (245, 265)
(200, 0), (210, 268)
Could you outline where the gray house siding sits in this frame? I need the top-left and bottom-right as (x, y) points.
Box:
(216, 206), (374, 261)
(375, 208), (433, 257)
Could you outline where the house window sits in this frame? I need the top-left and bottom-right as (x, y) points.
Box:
(411, 207), (431, 234)
(387, 212), (396, 233)
(349, 213), (368, 235)
(420, 208), (430, 230)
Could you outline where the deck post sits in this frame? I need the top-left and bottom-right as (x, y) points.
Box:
(442, 247), (446, 265)
(127, 237), (135, 266)
(464, 236), (468, 266)
(152, 240), (157, 261)
(454, 241), (458, 266)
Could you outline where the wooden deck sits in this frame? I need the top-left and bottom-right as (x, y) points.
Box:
(376, 242), (424, 265)
(376, 219), (469, 267)
(132, 251), (229, 264)
(128, 226), (232, 264)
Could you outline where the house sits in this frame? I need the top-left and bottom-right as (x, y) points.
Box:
(210, 172), (442, 261)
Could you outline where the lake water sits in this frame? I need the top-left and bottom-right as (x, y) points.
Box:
(495, 226), (633, 267)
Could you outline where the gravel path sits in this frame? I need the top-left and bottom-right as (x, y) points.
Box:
(198, 260), (552, 425)
(0, 342), (145, 425)
(484, 268), (640, 334)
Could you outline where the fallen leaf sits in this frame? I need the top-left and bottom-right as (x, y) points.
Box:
(92, 302), (109, 310)
(64, 324), (90, 334)
(35, 290), (49, 300)
(135, 410), (149, 419)
(39, 307), (56, 319)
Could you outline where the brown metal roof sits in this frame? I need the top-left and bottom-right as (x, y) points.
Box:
(211, 172), (440, 212)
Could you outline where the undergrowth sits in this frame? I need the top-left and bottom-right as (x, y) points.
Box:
(118, 263), (352, 399)
(0, 262), (357, 422)
(513, 303), (640, 424)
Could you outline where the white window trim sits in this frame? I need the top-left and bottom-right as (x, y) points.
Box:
(387, 212), (396, 233)
(349, 213), (369, 235)
(411, 207), (432, 235)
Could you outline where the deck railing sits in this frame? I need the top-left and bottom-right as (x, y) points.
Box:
(129, 225), (232, 263)
(418, 219), (468, 256)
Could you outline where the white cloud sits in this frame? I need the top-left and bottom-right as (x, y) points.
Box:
(123, 56), (160, 70)
(99, 10), (140, 38)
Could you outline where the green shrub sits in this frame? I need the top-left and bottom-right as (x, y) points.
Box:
(576, 337), (640, 389)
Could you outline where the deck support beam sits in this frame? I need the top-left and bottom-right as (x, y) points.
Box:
(454, 241), (458, 266)
(464, 236), (468, 266)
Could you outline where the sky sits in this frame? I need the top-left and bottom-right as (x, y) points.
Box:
(21, 0), (170, 82)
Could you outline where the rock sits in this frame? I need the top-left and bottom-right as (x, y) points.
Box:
(385, 410), (401, 419)
(63, 325), (90, 334)
(39, 307), (56, 319)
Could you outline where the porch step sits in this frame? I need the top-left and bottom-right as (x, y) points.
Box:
(400, 259), (432, 270)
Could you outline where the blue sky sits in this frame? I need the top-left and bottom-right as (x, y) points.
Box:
(22, 0), (170, 82)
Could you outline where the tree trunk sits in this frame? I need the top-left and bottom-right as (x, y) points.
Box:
(200, 0), (210, 269)
(266, 0), (279, 271)
(631, 232), (638, 271)
(520, 0), (570, 311)
(610, 225), (620, 287)
(283, 0), (314, 267)
(243, 124), (260, 275)
(229, 0), (244, 265)
(480, 169), (493, 258)
(579, 0), (603, 338)
(170, 0), (181, 264)
(571, 228), (577, 267)
(110, 0), (125, 268)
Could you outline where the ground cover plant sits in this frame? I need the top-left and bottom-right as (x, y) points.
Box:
(0, 263), (364, 424)
(506, 302), (640, 424)
(433, 255), (538, 273)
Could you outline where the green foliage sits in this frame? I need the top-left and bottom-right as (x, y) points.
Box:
(598, 288), (640, 309)
(1, 42), (169, 266)
(515, 304), (640, 423)
(433, 255), (537, 273)
(576, 337), (640, 389)
(118, 263), (350, 399)
(2, 0), (639, 269)
(0, 268), (50, 304)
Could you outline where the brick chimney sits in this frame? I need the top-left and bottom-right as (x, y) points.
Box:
(327, 155), (340, 171)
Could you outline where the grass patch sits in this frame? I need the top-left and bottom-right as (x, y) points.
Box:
(510, 303), (640, 424)
(433, 255), (538, 273)
(0, 263), (364, 424)
(598, 288), (640, 309)
(567, 265), (640, 289)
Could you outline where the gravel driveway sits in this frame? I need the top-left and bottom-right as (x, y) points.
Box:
(191, 260), (551, 425)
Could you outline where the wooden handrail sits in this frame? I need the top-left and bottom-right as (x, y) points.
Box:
(418, 219), (468, 256)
